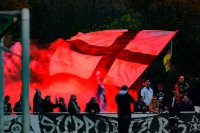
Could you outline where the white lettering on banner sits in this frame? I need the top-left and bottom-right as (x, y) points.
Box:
(101, 118), (109, 133)
(64, 115), (72, 133)
(178, 120), (187, 133)
(95, 119), (101, 133)
(138, 117), (153, 133)
(55, 115), (67, 133)
(108, 119), (118, 133)
(129, 119), (143, 133)
(188, 115), (200, 132)
(158, 117), (168, 133)
(5, 113), (200, 133)
(4, 121), (11, 130)
(37, 113), (200, 133)
(94, 118), (109, 133)
(72, 115), (84, 133)
(147, 117), (154, 129)
(11, 123), (22, 133)
(137, 119), (146, 133)
(40, 116), (55, 133)
(83, 116), (94, 133)
(4, 115), (38, 133)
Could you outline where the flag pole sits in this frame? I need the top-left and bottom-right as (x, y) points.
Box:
(170, 40), (173, 56)
(21, 8), (30, 133)
(170, 40), (173, 69)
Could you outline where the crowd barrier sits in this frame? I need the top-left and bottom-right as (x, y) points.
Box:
(3, 112), (200, 133)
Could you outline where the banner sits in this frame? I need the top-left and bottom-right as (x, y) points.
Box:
(4, 112), (200, 133)
(4, 115), (40, 133)
(50, 30), (177, 87)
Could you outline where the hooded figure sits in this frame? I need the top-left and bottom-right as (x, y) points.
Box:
(68, 94), (80, 114)
(42, 96), (58, 112)
(85, 97), (100, 114)
(33, 88), (43, 113)
(115, 85), (135, 133)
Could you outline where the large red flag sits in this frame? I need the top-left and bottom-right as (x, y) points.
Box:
(50, 30), (177, 87)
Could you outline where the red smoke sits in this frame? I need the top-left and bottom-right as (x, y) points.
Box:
(4, 40), (138, 112)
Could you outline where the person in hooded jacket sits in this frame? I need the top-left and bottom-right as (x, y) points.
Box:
(115, 85), (135, 133)
(169, 91), (180, 133)
(4, 96), (12, 114)
(85, 97), (100, 114)
(33, 88), (43, 113)
(58, 97), (67, 112)
(42, 96), (58, 112)
(68, 94), (80, 114)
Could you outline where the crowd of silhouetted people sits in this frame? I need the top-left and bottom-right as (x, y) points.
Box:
(3, 75), (195, 115)
(4, 91), (100, 114)
(4, 89), (102, 115)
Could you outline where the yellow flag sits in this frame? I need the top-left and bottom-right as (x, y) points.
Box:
(163, 49), (171, 72)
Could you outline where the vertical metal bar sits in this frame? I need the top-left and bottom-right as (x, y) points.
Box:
(170, 40), (173, 56)
(0, 37), (4, 133)
(21, 8), (30, 133)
